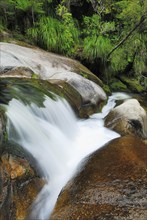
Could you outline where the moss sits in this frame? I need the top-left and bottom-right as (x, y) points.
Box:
(64, 58), (103, 87)
(0, 77), (85, 117)
(0, 78), (57, 106)
(102, 84), (111, 94)
(110, 80), (128, 92)
(120, 75), (145, 93)
(31, 73), (39, 79)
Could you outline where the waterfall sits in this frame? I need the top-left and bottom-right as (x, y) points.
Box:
(6, 92), (130, 219)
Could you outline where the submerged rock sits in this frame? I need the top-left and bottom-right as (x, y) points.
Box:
(104, 99), (147, 139)
(50, 136), (147, 220)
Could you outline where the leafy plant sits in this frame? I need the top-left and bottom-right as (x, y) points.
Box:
(82, 14), (114, 62)
(27, 14), (79, 56)
(83, 35), (112, 61)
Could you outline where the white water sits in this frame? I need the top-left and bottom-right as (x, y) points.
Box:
(6, 92), (130, 219)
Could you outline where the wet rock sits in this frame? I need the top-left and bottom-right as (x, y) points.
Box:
(109, 78), (128, 92)
(50, 136), (147, 220)
(104, 99), (147, 139)
(0, 108), (6, 149)
(0, 43), (106, 116)
(49, 77), (105, 117)
(0, 145), (44, 220)
(0, 66), (34, 78)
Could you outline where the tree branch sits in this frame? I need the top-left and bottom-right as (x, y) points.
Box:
(107, 15), (146, 59)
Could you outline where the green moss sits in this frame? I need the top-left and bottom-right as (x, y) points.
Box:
(102, 84), (111, 95)
(0, 78), (58, 106)
(79, 72), (88, 79)
(31, 73), (39, 79)
(110, 80), (128, 92)
(120, 75), (145, 93)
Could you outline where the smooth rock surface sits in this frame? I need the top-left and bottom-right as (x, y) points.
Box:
(51, 136), (147, 220)
(0, 43), (106, 114)
(0, 66), (34, 78)
(105, 99), (147, 139)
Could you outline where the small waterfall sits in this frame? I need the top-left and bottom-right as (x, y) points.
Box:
(6, 92), (130, 219)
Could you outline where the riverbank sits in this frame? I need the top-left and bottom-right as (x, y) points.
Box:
(0, 31), (146, 96)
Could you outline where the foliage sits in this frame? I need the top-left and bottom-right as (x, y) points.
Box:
(109, 0), (147, 77)
(83, 35), (112, 62)
(82, 14), (114, 62)
(27, 15), (79, 56)
(56, 3), (80, 55)
(0, 0), (147, 84)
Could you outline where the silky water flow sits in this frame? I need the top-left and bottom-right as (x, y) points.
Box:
(6, 92), (130, 219)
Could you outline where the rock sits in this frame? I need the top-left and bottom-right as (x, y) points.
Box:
(104, 99), (147, 139)
(0, 31), (11, 41)
(0, 144), (44, 220)
(0, 66), (34, 78)
(49, 71), (106, 106)
(119, 75), (145, 93)
(0, 42), (102, 84)
(0, 108), (6, 148)
(109, 78), (128, 92)
(50, 136), (147, 220)
(0, 42), (106, 115)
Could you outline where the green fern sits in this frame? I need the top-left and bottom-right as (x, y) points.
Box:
(83, 35), (112, 61)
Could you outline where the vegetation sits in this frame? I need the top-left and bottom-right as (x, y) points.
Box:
(0, 0), (146, 87)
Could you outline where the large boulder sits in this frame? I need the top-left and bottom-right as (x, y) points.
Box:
(104, 99), (147, 139)
(51, 136), (147, 220)
(0, 143), (44, 220)
(0, 43), (106, 117)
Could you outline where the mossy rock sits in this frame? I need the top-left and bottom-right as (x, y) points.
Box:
(120, 75), (145, 93)
(0, 77), (105, 118)
(0, 77), (66, 107)
(110, 79), (128, 92)
(58, 56), (103, 88)
(101, 84), (111, 95)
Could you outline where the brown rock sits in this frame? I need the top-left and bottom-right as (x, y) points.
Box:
(51, 136), (147, 220)
(0, 152), (44, 220)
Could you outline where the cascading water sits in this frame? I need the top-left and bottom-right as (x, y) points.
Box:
(6, 92), (130, 219)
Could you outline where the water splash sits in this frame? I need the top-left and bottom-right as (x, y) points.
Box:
(6, 92), (130, 219)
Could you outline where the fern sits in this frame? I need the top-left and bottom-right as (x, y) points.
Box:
(83, 35), (112, 61)
(27, 16), (79, 56)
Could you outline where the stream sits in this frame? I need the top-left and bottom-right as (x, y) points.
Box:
(6, 92), (130, 219)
